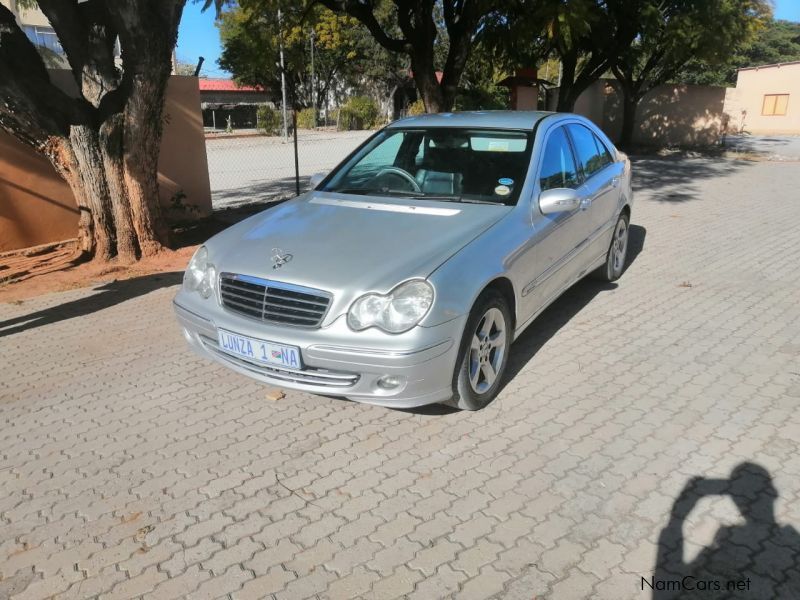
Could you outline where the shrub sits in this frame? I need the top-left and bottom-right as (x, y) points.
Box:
(296, 107), (317, 129)
(337, 96), (380, 130)
(257, 105), (281, 135)
(407, 98), (426, 115)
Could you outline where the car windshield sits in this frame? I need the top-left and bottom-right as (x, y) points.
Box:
(322, 127), (534, 206)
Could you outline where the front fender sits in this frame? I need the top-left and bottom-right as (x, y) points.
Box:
(420, 211), (523, 328)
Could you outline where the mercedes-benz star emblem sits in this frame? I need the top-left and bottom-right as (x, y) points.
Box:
(271, 248), (293, 269)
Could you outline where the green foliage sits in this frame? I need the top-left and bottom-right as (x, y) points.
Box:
(296, 107), (317, 129)
(218, 0), (403, 109)
(406, 99), (426, 116)
(338, 96), (380, 130)
(615, 0), (772, 98)
(257, 105), (281, 135)
(453, 86), (508, 111)
(678, 19), (800, 85)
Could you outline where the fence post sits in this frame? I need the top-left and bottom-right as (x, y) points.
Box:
(293, 109), (300, 196)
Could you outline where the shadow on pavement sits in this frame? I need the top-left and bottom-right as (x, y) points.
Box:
(500, 223), (646, 394)
(212, 175), (308, 210)
(650, 463), (800, 599)
(632, 155), (753, 200)
(0, 272), (182, 338)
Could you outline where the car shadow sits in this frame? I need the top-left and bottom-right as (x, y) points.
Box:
(650, 463), (800, 599)
(0, 272), (182, 338)
(498, 223), (646, 396)
(398, 224), (646, 415)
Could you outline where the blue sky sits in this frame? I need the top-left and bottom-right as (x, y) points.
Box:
(177, 0), (800, 80)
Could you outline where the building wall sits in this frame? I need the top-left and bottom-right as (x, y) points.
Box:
(550, 80), (728, 147)
(0, 75), (211, 253)
(723, 63), (800, 135)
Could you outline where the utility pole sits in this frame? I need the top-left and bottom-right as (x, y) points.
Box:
(310, 28), (316, 127)
(278, 7), (289, 140)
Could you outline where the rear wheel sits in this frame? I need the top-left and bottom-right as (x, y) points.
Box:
(592, 212), (629, 282)
(452, 291), (512, 411)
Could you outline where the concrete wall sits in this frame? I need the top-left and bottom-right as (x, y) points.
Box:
(0, 74), (211, 252)
(723, 62), (800, 135)
(550, 79), (728, 147)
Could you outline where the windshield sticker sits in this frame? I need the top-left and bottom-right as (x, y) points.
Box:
(498, 178), (514, 186)
(494, 185), (511, 196)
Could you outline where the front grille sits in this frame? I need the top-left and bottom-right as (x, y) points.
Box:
(219, 273), (331, 328)
(200, 335), (358, 388)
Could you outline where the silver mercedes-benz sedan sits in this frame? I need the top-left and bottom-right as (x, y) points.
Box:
(174, 111), (632, 410)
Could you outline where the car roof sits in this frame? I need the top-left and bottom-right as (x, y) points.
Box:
(388, 110), (556, 131)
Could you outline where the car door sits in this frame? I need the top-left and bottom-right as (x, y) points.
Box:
(565, 124), (624, 252)
(517, 125), (594, 323)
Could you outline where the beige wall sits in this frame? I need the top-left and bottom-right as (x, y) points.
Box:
(0, 75), (211, 253)
(0, 0), (50, 27)
(551, 79), (727, 147)
(723, 63), (800, 135)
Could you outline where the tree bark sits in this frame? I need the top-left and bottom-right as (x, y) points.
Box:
(67, 125), (116, 261)
(122, 75), (170, 257)
(45, 136), (95, 257)
(100, 114), (138, 263)
(619, 90), (639, 149)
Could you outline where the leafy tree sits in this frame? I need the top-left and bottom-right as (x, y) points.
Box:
(678, 19), (800, 86)
(316, 0), (499, 113)
(612, 0), (771, 148)
(479, 0), (639, 112)
(219, 0), (398, 111)
(0, 0), (221, 262)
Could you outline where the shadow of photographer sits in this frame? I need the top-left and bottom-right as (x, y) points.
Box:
(650, 462), (800, 599)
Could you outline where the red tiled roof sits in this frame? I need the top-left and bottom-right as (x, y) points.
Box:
(198, 78), (265, 92)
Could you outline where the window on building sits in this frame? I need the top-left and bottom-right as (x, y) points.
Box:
(22, 25), (64, 55)
(762, 94), (789, 116)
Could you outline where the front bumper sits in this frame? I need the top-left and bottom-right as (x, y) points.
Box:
(173, 295), (466, 408)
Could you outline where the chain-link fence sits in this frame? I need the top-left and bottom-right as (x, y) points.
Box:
(204, 111), (373, 211)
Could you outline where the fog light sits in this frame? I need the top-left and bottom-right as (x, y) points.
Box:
(376, 375), (406, 391)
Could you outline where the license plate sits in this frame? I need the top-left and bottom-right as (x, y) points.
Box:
(217, 329), (302, 369)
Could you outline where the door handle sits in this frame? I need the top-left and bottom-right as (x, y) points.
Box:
(611, 177), (620, 188)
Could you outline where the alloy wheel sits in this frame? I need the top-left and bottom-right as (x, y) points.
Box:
(468, 307), (507, 394)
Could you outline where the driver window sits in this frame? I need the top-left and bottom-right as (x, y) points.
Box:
(539, 127), (580, 191)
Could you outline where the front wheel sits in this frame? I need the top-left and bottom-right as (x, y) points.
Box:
(452, 291), (512, 411)
(592, 212), (629, 282)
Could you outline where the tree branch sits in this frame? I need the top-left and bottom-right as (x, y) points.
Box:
(0, 4), (78, 147)
(315, 0), (409, 53)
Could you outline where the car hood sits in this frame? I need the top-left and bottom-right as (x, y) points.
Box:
(208, 191), (511, 317)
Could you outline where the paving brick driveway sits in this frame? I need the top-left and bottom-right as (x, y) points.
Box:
(2, 156), (800, 600)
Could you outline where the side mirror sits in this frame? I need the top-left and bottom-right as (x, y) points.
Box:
(309, 172), (327, 189)
(538, 188), (581, 214)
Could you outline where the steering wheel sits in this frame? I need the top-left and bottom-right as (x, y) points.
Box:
(370, 167), (422, 193)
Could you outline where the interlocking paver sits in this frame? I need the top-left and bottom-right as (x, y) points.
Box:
(2, 156), (800, 598)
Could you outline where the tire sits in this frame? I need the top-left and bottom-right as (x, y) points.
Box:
(592, 211), (630, 282)
(452, 290), (512, 411)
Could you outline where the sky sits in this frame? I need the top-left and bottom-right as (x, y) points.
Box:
(177, 0), (800, 80)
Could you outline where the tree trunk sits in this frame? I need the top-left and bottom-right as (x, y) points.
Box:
(100, 114), (138, 263)
(619, 88), (639, 150)
(46, 137), (95, 257)
(411, 53), (447, 113)
(122, 75), (171, 257)
(67, 125), (116, 261)
(556, 52), (578, 112)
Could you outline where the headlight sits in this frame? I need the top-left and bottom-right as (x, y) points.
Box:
(348, 280), (434, 333)
(184, 245), (216, 299)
